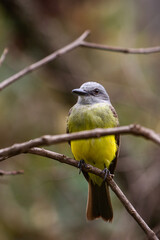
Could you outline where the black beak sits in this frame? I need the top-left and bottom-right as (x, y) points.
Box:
(72, 88), (88, 96)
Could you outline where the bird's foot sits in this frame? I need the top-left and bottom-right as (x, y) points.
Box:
(78, 159), (86, 174)
(102, 168), (114, 182)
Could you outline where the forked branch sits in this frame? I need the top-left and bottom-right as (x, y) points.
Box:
(0, 124), (159, 161)
(0, 30), (160, 91)
(0, 30), (160, 240)
(27, 147), (159, 240)
(0, 30), (90, 91)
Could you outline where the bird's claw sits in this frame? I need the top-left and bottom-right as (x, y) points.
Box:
(78, 159), (86, 174)
(102, 168), (113, 182)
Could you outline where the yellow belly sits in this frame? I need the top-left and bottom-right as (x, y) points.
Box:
(71, 135), (117, 185)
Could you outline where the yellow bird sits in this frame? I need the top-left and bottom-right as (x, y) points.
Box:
(67, 82), (120, 221)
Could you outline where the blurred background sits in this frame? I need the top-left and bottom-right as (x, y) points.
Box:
(0, 0), (160, 239)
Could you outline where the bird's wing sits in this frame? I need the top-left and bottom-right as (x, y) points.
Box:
(108, 105), (120, 174)
(66, 107), (73, 145)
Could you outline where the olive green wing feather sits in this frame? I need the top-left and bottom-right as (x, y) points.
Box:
(108, 105), (120, 174)
(66, 107), (73, 145)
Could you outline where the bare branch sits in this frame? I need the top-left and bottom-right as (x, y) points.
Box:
(0, 48), (8, 66)
(0, 169), (24, 176)
(0, 30), (90, 91)
(0, 30), (160, 92)
(0, 30), (159, 239)
(28, 147), (159, 240)
(0, 124), (159, 160)
(81, 41), (160, 54)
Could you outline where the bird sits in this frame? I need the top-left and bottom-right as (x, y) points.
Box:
(67, 82), (120, 221)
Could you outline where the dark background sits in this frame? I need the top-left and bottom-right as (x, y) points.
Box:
(0, 0), (160, 239)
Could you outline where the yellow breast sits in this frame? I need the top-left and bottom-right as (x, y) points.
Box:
(71, 136), (117, 169)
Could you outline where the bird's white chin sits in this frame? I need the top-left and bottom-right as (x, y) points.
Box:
(78, 96), (110, 105)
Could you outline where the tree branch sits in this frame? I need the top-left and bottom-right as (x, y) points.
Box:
(0, 48), (8, 67)
(0, 124), (159, 160)
(0, 30), (90, 91)
(0, 169), (24, 176)
(0, 29), (159, 239)
(1, 30), (160, 92)
(81, 41), (160, 54)
(27, 147), (159, 240)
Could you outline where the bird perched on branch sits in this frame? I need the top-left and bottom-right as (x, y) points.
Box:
(67, 82), (120, 221)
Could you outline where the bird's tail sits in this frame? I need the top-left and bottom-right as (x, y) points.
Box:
(86, 180), (113, 221)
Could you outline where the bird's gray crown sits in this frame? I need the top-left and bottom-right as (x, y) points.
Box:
(72, 82), (110, 105)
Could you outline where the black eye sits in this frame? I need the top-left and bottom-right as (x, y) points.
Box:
(94, 88), (99, 94)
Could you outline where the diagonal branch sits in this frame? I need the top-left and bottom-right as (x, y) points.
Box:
(81, 41), (160, 54)
(27, 147), (159, 240)
(0, 124), (159, 160)
(0, 30), (90, 91)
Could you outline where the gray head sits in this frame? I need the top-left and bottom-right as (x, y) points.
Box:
(72, 82), (110, 105)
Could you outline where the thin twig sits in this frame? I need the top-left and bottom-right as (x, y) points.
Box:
(0, 30), (90, 91)
(28, 147), (159, 240)
(81, 41), (160, 54)
(0, 124), (159, 160)
(0, 48), (8, 66)
(0, 169), (24, 176)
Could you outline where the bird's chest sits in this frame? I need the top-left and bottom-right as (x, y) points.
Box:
(69, 104), (113, 132)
